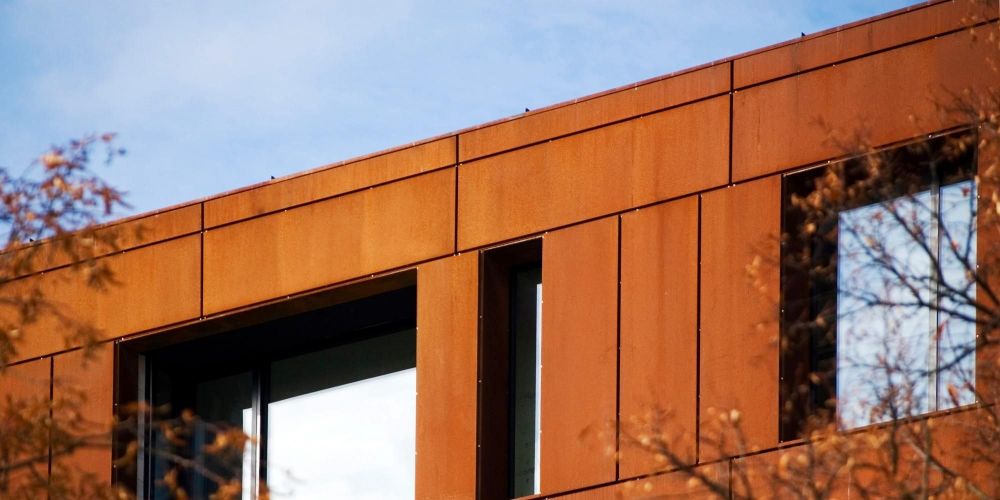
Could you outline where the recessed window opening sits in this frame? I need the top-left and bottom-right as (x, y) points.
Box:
(120, 279), (417, 499)
(479, 239), (543, 499)
(780, 132), (977, 439)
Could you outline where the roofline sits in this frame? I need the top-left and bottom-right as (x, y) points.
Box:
(91, 0), (952, 230)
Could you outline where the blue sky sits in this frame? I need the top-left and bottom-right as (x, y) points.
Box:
(0, 1), (915, 216)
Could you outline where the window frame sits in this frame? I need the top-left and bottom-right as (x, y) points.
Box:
(114, 271), (418, 498)
(778, 131), (978, 440)
(477, 238), (543, 500)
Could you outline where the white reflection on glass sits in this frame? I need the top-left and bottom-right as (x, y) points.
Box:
(266, 368), (416, 499)
(836, 180), (976, 428)
(242, 407), (254, 500)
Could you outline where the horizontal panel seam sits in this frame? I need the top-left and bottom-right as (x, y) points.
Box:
(204, 164), (457, 230)
(202, 137), (458, 204)
(1, 231), (203, 285)
(0, 207), (201, 262)
(457, 124), (976, 254)
(734, 18), (998, 91)
(458, 91), (730, 164)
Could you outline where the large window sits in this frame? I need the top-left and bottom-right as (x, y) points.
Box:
(478, 239), (543, 499)
(118, 279), (417, 499)
(780, 132), (978, 438)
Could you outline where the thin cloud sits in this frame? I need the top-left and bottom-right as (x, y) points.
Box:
(0, 0), (914, 214)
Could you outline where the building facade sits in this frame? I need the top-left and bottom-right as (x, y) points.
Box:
(2, 1), (999, 498)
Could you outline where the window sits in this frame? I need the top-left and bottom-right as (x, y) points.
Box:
(478, 239), (543, 499)
(780, 132), (978, 438)
(117, 277), (417, 499)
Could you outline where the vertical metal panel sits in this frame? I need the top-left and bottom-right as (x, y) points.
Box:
(0, 358), (51, 492)
(700, 177), (781, 459)
(52, 343), (114, 485)
(977, 143), (1000, 397)
(415, 253), (479, 499)
(540, 217), (619, 494)
(619, 196), (699, 476)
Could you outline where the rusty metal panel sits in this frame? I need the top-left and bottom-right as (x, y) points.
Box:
(205, 137), (456, 227)
(458, 97), (728, 250)
(0, 357), (49, 407)
(8, 203), (201, 279)
(734, 0), (996, 87)
(415, 253), (478, 499)
(5, 235), (202, 363)
(619, 196), (698, 477)
(978, 145), (1000, 395)
(540, 217), (618, 494)
(733, 30), (999, 181)
(700, 177), (780, 459)
(53, 343), (114, 485)
(459, 64), (730, 162)
(733, 409), (998, 498)
(555, 462), (728, 499)
(107, 204), (203, 252)
(0, 357), (51, 492)
(203, 169), (454, 315)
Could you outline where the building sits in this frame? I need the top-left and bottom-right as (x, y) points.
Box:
(1, 1), (998, 498)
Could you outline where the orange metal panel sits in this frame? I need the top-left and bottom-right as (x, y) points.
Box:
(978, 144), (1000, 396)
(52, 344), (114, 485)
(928, 409), (1000, 496)
(540, 217), (618, 494)
(733, 409), (998, 497)
(204, 137), (456, 227)
(106, 203), (203, 252)
(733, 443), (880, 497)
(458, 64), (730, 162)
(733, 29), (1000, 181)
(699, 177), (780, 459)
(7, 203), (201, 279)
(0, 358), (49, 401)
(0, 358), (51, 494)
(554, 462), (728, 499)
(415, 253), (479, 500)
(458, 96), (728, 250)
(619, 196), (699, 477)
(203, 169), (455, 314)
(5, 235), (202, 362)
(734, 0), (997, 87)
